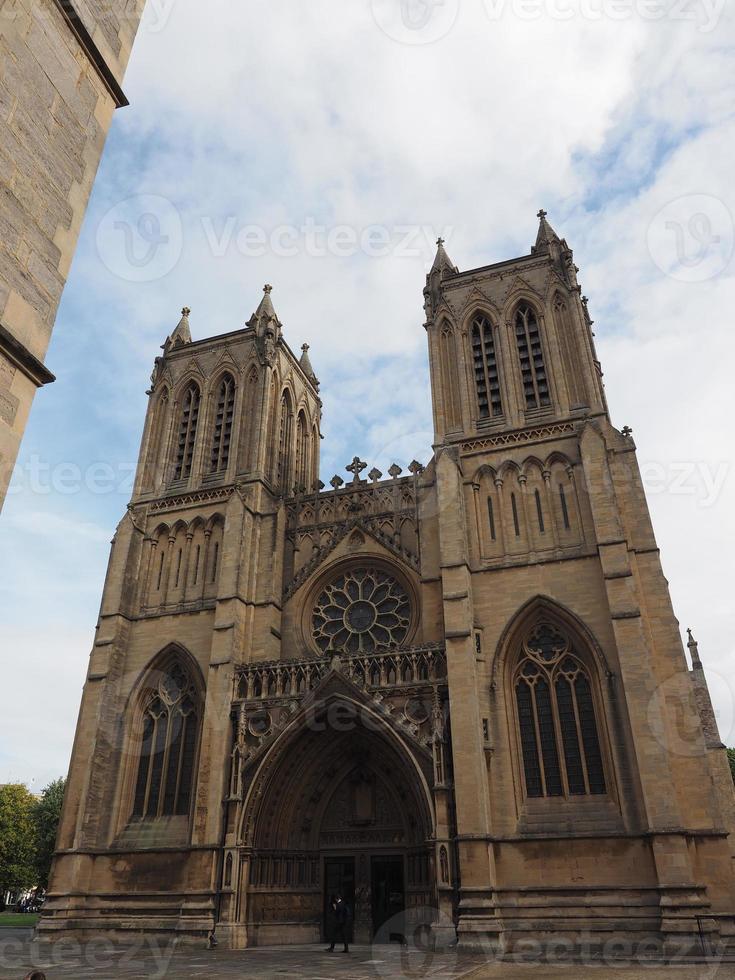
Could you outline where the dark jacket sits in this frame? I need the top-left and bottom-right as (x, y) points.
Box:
(334, 899), (349, 924)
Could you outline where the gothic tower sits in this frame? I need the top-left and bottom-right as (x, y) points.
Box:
(43, 218), (735, 954)
(422, 213), (735, 951)
(42, 286), (323, 941)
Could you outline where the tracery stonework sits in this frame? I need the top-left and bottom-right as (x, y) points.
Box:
(312, 567), (411, 654)
(43, 218), (735, 954)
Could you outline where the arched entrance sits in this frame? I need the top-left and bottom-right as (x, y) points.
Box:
(235, 681), (437, 946)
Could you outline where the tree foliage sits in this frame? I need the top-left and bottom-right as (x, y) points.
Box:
(0, 784), (36, 901)
(34, 778), (66, 890)
(727, 748), (735, 786)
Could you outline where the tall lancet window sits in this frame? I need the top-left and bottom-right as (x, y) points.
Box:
(173, 382), (201, 481)
(276, 390), (293, 491)
(515, 304), (550, 410)
(132, 658), (200, 819)
(514, 622), (606, 799)
(471, 313), (503, 419)
(210, 374), (236, 474)
(295, 411), (309, 490)
(439, 324), (461, 430)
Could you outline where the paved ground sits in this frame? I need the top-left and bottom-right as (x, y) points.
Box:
(1, 931), (735, 979)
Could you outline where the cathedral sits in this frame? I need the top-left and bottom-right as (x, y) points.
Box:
(41, 214), (735, 953)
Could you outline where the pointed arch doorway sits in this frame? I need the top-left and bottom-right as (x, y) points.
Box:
(234, 682), (438, 946)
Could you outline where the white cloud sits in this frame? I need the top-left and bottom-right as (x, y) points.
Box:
(1, 1), (734, 782)
(0, 627), (91, 788)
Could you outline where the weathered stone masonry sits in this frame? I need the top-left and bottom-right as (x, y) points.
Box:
(0, 0), (144, 509)
(41, 218), (735, 953)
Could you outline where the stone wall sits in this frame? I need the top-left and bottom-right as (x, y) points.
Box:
(0, 0), (144, 508)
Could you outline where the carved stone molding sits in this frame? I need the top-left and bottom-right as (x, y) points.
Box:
(149, 485), (234, 512)
(460, 422), (576, 455)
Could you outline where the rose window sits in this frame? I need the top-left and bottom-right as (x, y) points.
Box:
(312, 568), (411, 654)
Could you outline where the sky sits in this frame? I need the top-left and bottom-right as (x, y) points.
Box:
(1, 0), (734, 790)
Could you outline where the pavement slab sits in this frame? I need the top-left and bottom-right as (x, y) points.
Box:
(1, 932), (735, 980)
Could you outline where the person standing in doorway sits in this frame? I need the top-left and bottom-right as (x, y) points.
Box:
(326, 893), (351, 953)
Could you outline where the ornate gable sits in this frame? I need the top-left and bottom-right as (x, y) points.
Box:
(284, 517), (418, 603)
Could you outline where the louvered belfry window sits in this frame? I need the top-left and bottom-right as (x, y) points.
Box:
(471, 313), (503, 419)
(133, 660), (199, 819)
(210, 374), (236, 473)
(173, 382), (201, 480)
(515, 304), (550, 410)
(514, 622), (606, 799)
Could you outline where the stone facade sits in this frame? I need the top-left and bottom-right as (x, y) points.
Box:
(0, 0), (144, 509)
(41, 217), (735, 954)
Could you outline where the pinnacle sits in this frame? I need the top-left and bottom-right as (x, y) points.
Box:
(255, 283), (277, 321)
(300, 343), (318, 386)
(247, 283), (282, 334)
(164, 305), (192, 350)
(687, 627), (703, 669)
(534, 208), (561, 251)
(430, 236), (459, 276)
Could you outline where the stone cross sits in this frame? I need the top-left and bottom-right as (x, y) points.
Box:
(537, 209), (547, 220)
(346, 457), (367, 484)
(621, 426), (633, 438)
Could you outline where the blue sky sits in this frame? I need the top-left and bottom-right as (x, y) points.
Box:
(1, 0), (734, 789)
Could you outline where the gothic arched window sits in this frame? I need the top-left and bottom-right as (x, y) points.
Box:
(514, 622), (606, 799)
(295, 411), (309, 491)
(240, 365), (259, 471)
(276, 390), (294, 491)
(173, 382), (201, 481)
(471, 313), (503, 419)
(210, 373), (236, 474)
(132, 658), (201, 819)
(439, 325), (461, 430)
(310, 423), (319, 487)
(145, 388), (169, 490)
(515, 304), (550, 410)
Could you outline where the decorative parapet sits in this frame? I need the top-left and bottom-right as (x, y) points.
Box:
(234, 643), (446, 703)
(229, 645), (449, 781)
(285, 458), (424, 530)
(283, 457), (427, 598)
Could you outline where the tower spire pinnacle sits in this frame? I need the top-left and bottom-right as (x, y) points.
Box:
(430, 237), (458, 277)
(254, 283), (277, 320)
(533, 208), (561, 252)
(247, 283), (282, 334)
(248, 283), (283, 365)
(687, 627), (703, 669)
(300, 343), (319, 389)
(163, 305), (192, 351)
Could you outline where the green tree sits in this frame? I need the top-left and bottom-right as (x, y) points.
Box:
(727, 748), (735, 786)
(33, 778), (66, 890)
(0, 784), (36, 904)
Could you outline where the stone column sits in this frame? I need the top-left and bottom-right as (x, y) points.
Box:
(434, 449), (499, 949)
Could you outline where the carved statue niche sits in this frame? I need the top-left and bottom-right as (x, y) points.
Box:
(350, 768), (376, 826)
(440, 845), (449, 884)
